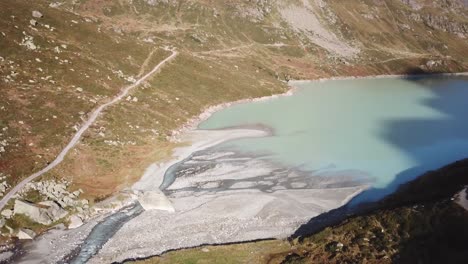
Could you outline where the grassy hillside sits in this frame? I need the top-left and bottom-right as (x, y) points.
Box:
(0, 0), (467, 224)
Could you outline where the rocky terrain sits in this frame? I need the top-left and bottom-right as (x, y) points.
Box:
(0, 0), (467, 261)
(0, 179), (89, 242)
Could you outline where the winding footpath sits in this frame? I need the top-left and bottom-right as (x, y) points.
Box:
(0, 49), (178, 211)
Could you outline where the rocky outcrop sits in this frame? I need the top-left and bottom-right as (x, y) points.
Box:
(13, 200), (67, 225)
(20, 180), (87, 209)
(14, 200), (51, 225)
(421, 14), (468, 37)
(234, 0), (272, 22)
(39, 201), (68, 221)
(406, 8), (468, 37)
(278, 1), (359, 58)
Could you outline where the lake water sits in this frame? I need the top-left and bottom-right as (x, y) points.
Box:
(199, 76), (468, 203)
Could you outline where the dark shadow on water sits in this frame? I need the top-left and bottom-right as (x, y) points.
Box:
(292, 157), (468, 239)
(353, 72), (468, 203)
(292, 70), (468, 238)
(290, 168), (423, 238)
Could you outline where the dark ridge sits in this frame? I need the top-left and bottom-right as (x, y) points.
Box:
(291, 158), (468, 239)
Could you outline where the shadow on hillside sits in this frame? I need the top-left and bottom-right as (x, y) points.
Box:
(292, 68), (468, 238)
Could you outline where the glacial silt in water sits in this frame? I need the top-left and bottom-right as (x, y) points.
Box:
(199, 76), (468, 202)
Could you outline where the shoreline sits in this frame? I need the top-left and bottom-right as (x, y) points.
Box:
(168, 86), (295, 141)
(290, 71), (468, 84)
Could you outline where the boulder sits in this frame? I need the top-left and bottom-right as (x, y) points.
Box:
(17, 228), (36, 240)
(71, 190), (80, 198)
(54, 183), (66, 192)
(68, 215), (83, 229)
(61, 196), (74, 207)
(57, 200), (67, 208)
(29, 19), (37, 26)
(0, 218), (5, 228)
(38, 201), (68, 222)
(32, 11), (43, 18)
(0, 181), (8, 193)
(1, 209), (13, 219)
(14, 200), (52, 225)
(137, 190), (175, 212)
(14, 200), (68, 225)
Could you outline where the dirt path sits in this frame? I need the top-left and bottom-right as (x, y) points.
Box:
(0, 49), (178, 211)
(137, 48), (159, 77)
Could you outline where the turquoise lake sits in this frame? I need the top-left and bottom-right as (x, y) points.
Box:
(199, 76), (468, 203)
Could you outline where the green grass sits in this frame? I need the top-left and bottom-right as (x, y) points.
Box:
(7, 214), (45, 230)
(135, 240), (290, 264)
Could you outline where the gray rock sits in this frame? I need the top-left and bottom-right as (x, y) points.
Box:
(62, 196), (74, 207)
(68, 215), (83, 229)
(32, 11), (43, 18)
(56, 200), (67, 208)
(54, 223), (66, 230)
(0, 181), (8, 193)
(17, 228), (36, 240)
(0, 218), (5, 228)
(38, 201), (68, 222)
(0, 251), (13, 262)
(14, 200), (68, 225)
(137, 190), (175, 212)
(71, 190), (80, 198)
(14, 200), (52, 225)
(1, 209), (13, 219)
(30, 19), (37, 26)
(54, 184), (66, 192)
